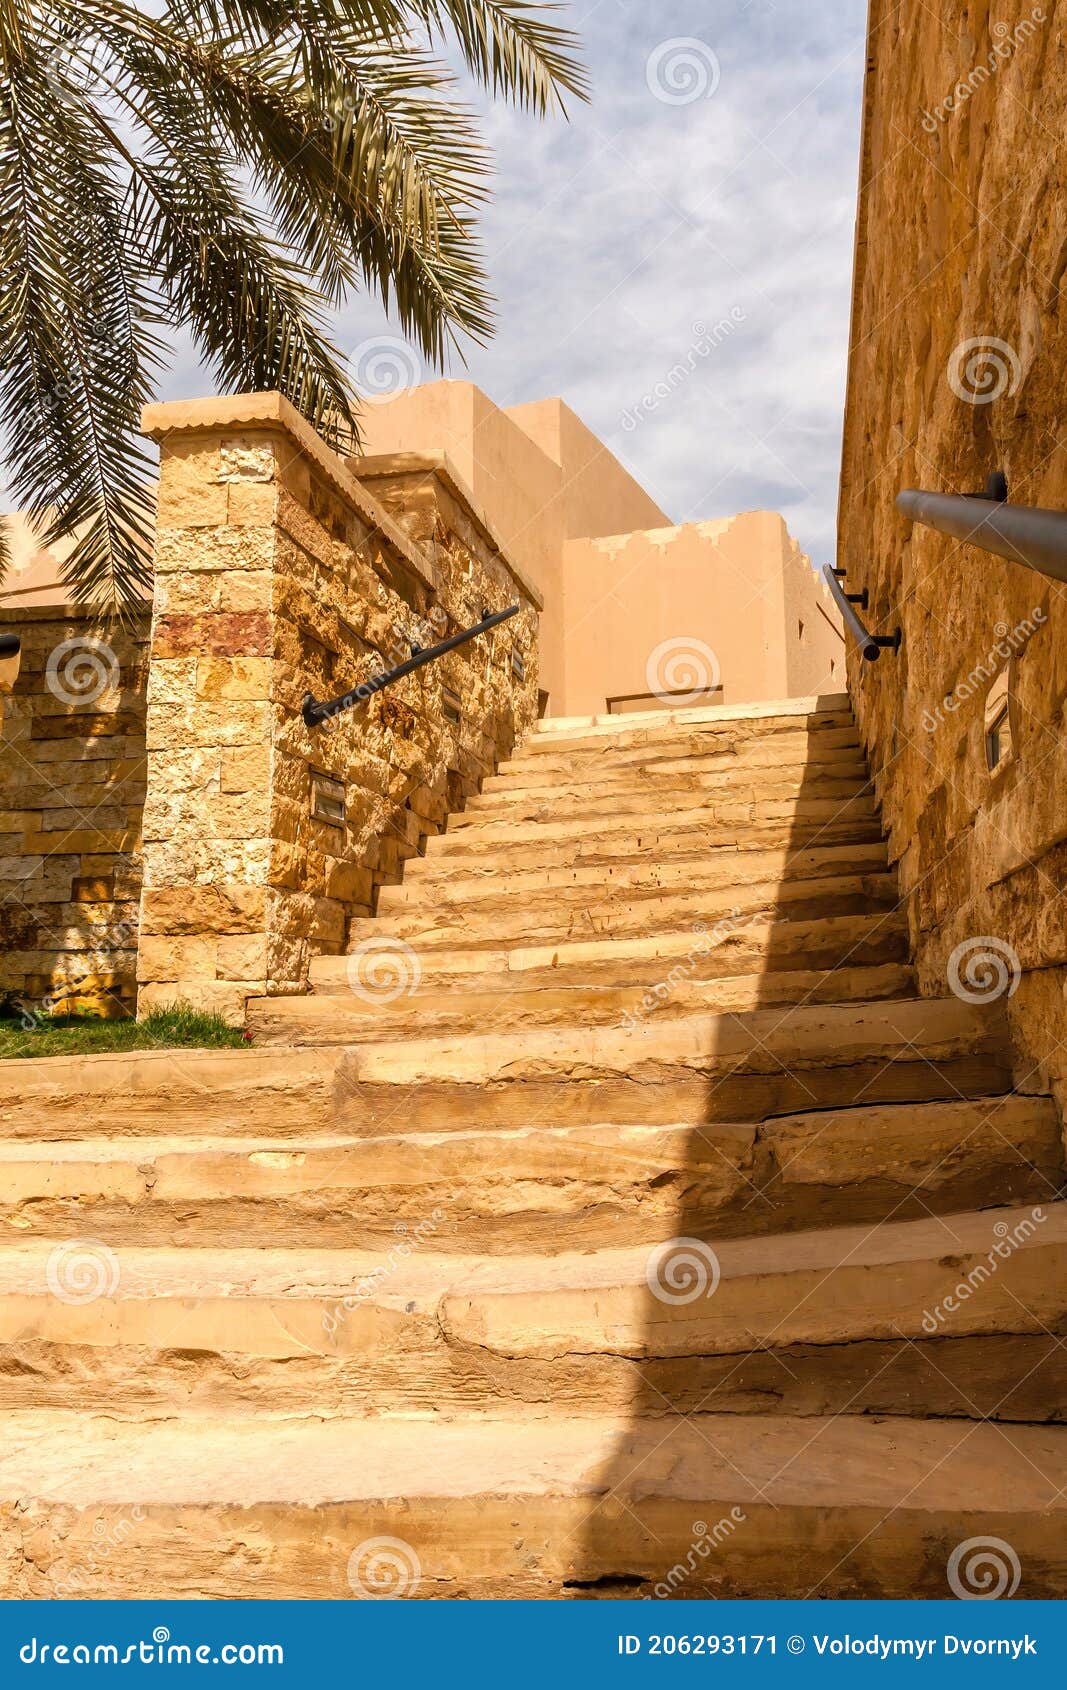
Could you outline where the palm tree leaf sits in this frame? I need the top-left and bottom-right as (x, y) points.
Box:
(0, 63), (158, 613)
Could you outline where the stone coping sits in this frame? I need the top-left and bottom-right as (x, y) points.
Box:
(0, 1044), (338, 1093)
(141, 392), (439, 592)
(140, 393), (542, 612)
(350, 449), (546, 613)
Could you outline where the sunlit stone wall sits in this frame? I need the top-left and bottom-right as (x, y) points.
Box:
(838, 0), (1067, 1112)
(137, 393), (540, 1021)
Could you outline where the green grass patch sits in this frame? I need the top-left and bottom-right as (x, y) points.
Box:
(0, 1003), (249, 1060)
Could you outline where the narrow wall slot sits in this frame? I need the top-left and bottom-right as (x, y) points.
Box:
(310, 770), (346, 826)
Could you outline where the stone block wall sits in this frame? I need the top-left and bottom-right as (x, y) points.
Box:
(838, 1), (1067, 1110)
(138, 393), (540, 1021)
(0, 607), (149, 1018)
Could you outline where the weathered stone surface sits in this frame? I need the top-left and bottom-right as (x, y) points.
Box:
(0, 1093), (1057, 1252)
(1, 1413), (1065, 1599)
(2, 683), (1067, 1598)
(136, 395), (539, 1018)
(839, 1), (1067, 1117)
(0, 608), (148, 1015)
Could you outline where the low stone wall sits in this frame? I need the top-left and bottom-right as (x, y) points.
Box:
(0, 607), (149, 1019)
(838, 1), (1067, 1113)
(137, 393), (541, 1021)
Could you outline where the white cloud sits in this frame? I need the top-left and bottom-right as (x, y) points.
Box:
(159, 0), (869, 565)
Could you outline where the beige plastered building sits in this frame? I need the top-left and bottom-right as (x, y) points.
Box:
(2, 380), (842, 719)
(352, 382), (844, 714)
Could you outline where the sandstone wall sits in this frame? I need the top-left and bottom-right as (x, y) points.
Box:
(138, 393), (540, 1021)
(838, 0), (1067, 1107)
(0, 608), (148, 1018)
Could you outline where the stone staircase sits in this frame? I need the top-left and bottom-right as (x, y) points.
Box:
(1, 693), (1065, 1599)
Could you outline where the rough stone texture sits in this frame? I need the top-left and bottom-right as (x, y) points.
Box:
(1, 694), (1065, 1598)
(0, 607), (148, 1018)
(838, 2), (1067, 1121)
(137, 393), (539, 1018)
(2, 1413), (1066, 1599)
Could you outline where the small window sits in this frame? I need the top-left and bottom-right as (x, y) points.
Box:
(310, 770), (346, 826)
(511, 649), (525, 683)
(983, 669), (1013, 774)
(986, 704), (1010, 772)
(442, 686), (462, 727)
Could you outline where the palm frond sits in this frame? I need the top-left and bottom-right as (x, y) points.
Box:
(0, 0), (586, 607)
(0, 62), (159, 612)
(414, 1), (588, 110)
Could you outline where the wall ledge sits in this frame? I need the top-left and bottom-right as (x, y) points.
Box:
(140, 392), (437, 594)
(350, 448), (546, 613)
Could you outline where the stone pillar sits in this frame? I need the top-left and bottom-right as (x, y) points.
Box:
(137, 393), (540, 1022)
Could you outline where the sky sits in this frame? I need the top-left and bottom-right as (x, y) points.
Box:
(162, 0), (871, 568)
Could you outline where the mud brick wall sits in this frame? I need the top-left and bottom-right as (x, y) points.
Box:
(0, 607), (149, 1018)
(138, 393), (541, 1022)
(838, 0), (1067, 1111)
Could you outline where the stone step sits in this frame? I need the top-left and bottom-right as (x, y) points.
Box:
(305, 907), (909, 992)
(2, 1408), (1064, 1598)
(1, 1205), (1062, 1421)
(0, 1096), (1056, 1252)
(1, 1006), (1011, 1142)
(467, 768), (872, 818)
(440, 1202), (1067, 1363)
(527, 694), (854, 749)
(386, 839), (890, 903)
(4, 1095), (1055, 1257)
(495, 733), (866, 785)
(256, 962), (917, 1044)
(442, 792), (879, 842)
(331, 998), (1014, 1134)
(0, 1048), (341, 1142)
(424, 813), (885, 868)
(351, 878), (902, 954)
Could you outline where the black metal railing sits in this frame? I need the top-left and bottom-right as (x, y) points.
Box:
(821, 564), (901, 661)
(302, 603), (521, 729)
(0, 632), (20, 659)
(896, 477), (1067, 585)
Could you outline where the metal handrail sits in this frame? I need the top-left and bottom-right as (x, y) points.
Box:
(897, 484), (1067, 585)
(821, 564), (900, 662)
(302, 603), (521, 728)
(0, 633), (19, 659)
